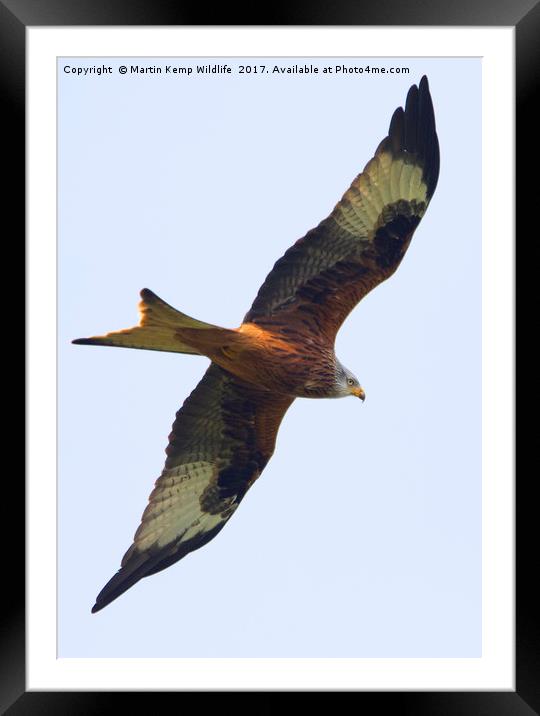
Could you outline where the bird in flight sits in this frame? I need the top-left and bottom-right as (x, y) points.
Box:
(74, 76), (439, 613)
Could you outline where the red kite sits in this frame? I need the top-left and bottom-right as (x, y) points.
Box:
(74, 76), (439, 612)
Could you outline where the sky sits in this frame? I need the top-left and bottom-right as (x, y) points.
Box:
(58, 57), (481, 657)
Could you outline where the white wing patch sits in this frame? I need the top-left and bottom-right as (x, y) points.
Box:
(124, 461), (234, 557)
(331, 152), (428, 237)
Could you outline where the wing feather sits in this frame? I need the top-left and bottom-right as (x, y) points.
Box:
(92, 364), (293, 612)
(244, 76), (439, 341)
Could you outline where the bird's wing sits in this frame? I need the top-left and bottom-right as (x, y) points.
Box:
(244, 76), (439, 342)
(92, 363), (293, 612)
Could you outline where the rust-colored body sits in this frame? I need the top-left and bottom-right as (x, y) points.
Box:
(178, 321), (337, 398)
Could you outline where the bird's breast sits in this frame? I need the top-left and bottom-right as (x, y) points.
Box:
(209, 322), (336, 397)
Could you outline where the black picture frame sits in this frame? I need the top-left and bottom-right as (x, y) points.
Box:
(12, 0), (534, 712)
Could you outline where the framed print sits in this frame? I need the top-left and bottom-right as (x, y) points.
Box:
(58, 54), (482, 654)
(13, 1), (533, 711)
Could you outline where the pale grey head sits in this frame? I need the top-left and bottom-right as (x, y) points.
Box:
(334, 360), (366, 400)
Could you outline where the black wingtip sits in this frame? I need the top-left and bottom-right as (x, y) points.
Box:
(91, 581), (129, 614)
(388, 106), (404, 154)
(91, 572), (137, 614)
(417, 75), (440, 199)
(404, 83), (419, 155)
(90, 549), (157, 613)
(388, 75), (440, 200)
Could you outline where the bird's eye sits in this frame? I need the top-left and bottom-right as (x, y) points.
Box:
(347, 378), (355, 386)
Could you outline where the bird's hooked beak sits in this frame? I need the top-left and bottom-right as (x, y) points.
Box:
(352, 386), (366, 401)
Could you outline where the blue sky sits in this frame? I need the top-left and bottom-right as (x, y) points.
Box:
(58, 57), (481, 657)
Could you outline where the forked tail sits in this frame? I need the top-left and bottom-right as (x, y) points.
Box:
(72, 288), (232, 355)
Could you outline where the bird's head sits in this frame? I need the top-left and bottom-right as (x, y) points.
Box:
(335, 361), (365, 401)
